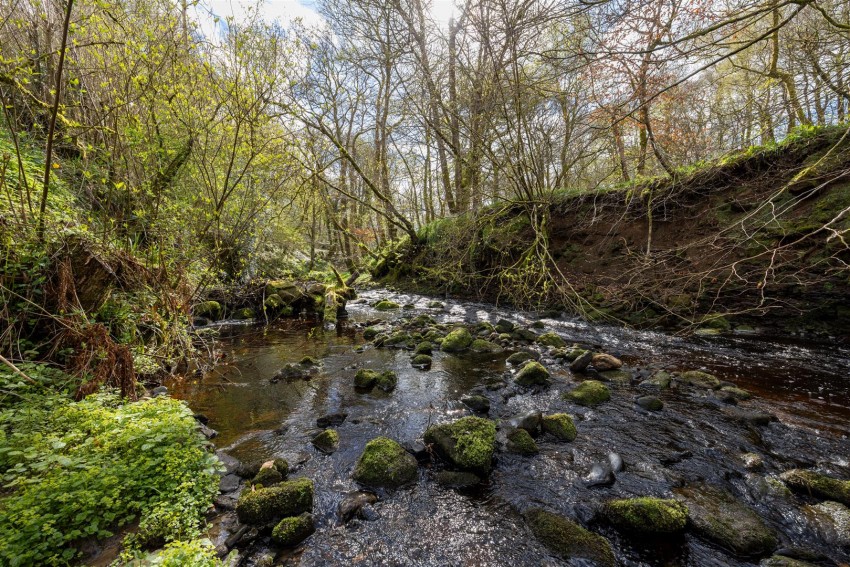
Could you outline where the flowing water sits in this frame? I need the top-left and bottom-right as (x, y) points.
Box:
(166, 289), (850, 566)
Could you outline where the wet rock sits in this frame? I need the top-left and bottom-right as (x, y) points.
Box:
(354, 369), (379, 389)
(271, 512), (315, 546)
(506, 351), (536, 366)
(236, 477), (314, 524)
(317, 412), (347, 428)
(494, 319), (515, 333)
(363, 326), (382, 340)
(403, 439), (429, 461)
(506, 428), (539, 455)
(441, 327), (474, 353)
(675, 484), (777, 556)
(312, 429), (340, 454)
(725, 407), (776, 427)
(564, 380), (611, 407)
(411, 354), (432, 369)
(215, 494), (239, 511)
(680, 370), (722, 389)
(742, 453), (764, 471)
(424, 416), (497, 475)
(512, 328), (538, 341)
(514, 361), (550, 386)
(760, 556), (819, 567)
(602, 497), (688, 533)
(780, 469), (850, 505)
(636, 395), (663, 411)
(353, 437), (418, 488)
(536, 332), (566, 348)
(272, 363), (313, 382)
(199, 423), (219, 439)
(639, 371), (672, 390)
(220, 474), (241, 494)
(461, 395), (490, 414)
(592, 353), (622, 371)
(584, 463), (616, 487)
(151, 385), (168, 397)
(660, 450), (692, 465)
(428, 301), (444, 309)
(470, 339), (501, 353)
(598, 370), (631, 384)
(338, 491), (378, 523)
(435, 471), (481, 488)
(375, 370), (398, 392)
(541, 413), (577, 441)
(374, 300), (400, 310)
(801, 501), (850, 546)
(720, 385), (752, 400)
(251, 462), (284, 488)
(524, 508), (615, 566)
(236, 461), (262, 479)
(569, 350), (594, 372)
(513, 411), (542, 434)
(195, 300), (222, 320)
(414, 341), (433, 355)
(608, 452), (624, 473)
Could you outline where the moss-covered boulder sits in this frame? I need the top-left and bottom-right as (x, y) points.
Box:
(541, 413), (577, 441)
(442, 327), (474, 353)
(414, 341), (433, 355)
(194, 300), (222, 320)
(603, 497), (688, 534)
(354, 369), (379, 389)
(424, 416), (496, 475)
(251, 465), (284, 487)
(312, 429), (340, 454)
(680, 370), (721, 389)
(507, 428), (539, 455)
(233, 307), (255, 320)
(506, 351), (536, 365)
(374, 300), (400, 310)
(265, 280), (303, 303)
(780, 469), (850, 506)
(536, 332), (566, 348)
(525, 508), (615, 566)
(264, 294), (294, 316)
(236, 478), (314, 525)
(271, 513), (315, 546)
(470, 339), (500, 353)
(375, 370), (398, 392)
(363, 326), (382, 340)
(411, 354), (432, 368)
(564, 380), (611, 407)
(675, 484), (777, 556)
(514, 361), (550, 386)
(352, 437), (418, 488)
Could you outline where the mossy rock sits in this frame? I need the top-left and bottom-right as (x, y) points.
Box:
(442, 327), (474, 353)
(603, 497), (688, 534)
(470, 339), (500, 353)
(251, 465), (284, 488)
(265, 280), (302, 303)
(514, 361), (550, 386)
(233, 307), (255, 320)
(494, 319), (515, 333)
(507, 428), (539, 455)
(411, 354), (432, 368)
(354, 369), (380, 389)
(524, 508), (615, 566)
(383, 331), (411, 347)
(424, 416), (496, 475)
(780, 469), (850, 506)
(640, 371), (672, 390)
(312, 429), (340, 454)
(414, 341), (433, 355)
(194, 300), (222, 320)
(352, 437), (418, 488)
(363, 326), (382, 340)
(375, 371), (398, 392)
(512, 328), (538, 341)
(506, 351), (536, 365)
(680, 370), (721, 389)
(675, 484), (777, 556)
(299, 356), (319, 366)
(271, 512), (315, 546)
(720, 385), (752, 400)
(236, 478), (314, 525)
(536, 332), (566, 348)
(564, 380), (611, 407)
(761, 556), (819, 567)
(541, 413), (577, 441)
(374, 300), (400, 310)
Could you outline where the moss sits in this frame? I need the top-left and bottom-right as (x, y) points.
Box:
(780, 469), (850, 506)
(375, 371), (398, 392)
(271, 513), (315, 546)
(194, 300), (222, 320)
(680, 370), (721, 389)
(720, 386), (752, 400)
(411, 354), (432, 368)
(506, 352), (535, 365)
(525, 508), (615, 566)
(507, 428), (539, 455)
(541, 413), (577, 441)
(233, 307), (255, 320)
(414, 341), (433, 355)
(251, 466), (283, 487)
(354, 369), (379, 389)
(273, 458), (289, 478)
(604, 497), (688, 534)
(374, 299), (400, 310)
(312, 429), (340, 454)
(470, 339), (499, 353)
(536, 332), (566, 348)
(564, 380), (610, 406)
(383, 330), (411, 346)
(424, 416), (497, 475)
(236, 478), (314, 524)
(441, 327), (473, 352)
(352, 437), (418, 488)
(514, 361), (550, 386)
(363, 326), (381, 340)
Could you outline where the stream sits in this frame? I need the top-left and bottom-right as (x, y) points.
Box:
(166, 288), (850, 566)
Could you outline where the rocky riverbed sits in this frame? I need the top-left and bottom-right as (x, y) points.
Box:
(165, 288), (850, 566)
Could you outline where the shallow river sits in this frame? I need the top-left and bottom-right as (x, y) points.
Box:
(166, 288), (850, 566)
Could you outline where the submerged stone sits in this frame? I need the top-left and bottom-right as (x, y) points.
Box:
(506, 428), (539, 455)
(442, 327), (474, 352)
(435, 470), (481, 488)
(639, 371), (672, 390)
(271, 513), (315, 546)
(603, 497), (688, 534)
(424, 416), (496, 475)
(541, 413), (577, 441)
(564, 380), (611, 407)
(514, 361), (550, 386)
(338, 491), (378, 523)
(236, 478), (314, 525)
(780, 469), (850, 506)
(353, 437), (418, 488)
(524, 508), (615, 566)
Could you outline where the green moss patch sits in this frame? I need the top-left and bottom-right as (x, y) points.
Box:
(271, 513), (315, 547)
(352, 437), (418, 488)
(564, 380), (611, 406)
(780, 469), (850, 506)
(236, 478), (314, 525)
(603, 497), (688, 534)
(507, 428), (539, 455)
(525, 508), (615, 566)
(424, 416), (496, 475)
(441, 327), (474, 352)
(514, 361), (550, 386)
(541, 413), (577, 441)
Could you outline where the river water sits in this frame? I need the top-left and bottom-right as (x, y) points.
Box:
(166, 288), (850, 566)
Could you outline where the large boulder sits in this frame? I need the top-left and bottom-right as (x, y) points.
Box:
(236, 478), (314, 525)
(352, 437), (418, 488)
(441, 327), (474, 353)
(424, 416), (496, 475)
(675, 484), (777, 556)
(780, 469), (850, 506)
(524, 508), (615, 566)
(564, 380), (611, 407)
(602, 497), (688, 534)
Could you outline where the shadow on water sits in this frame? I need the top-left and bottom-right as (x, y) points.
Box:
(165, 289), (850, 567)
